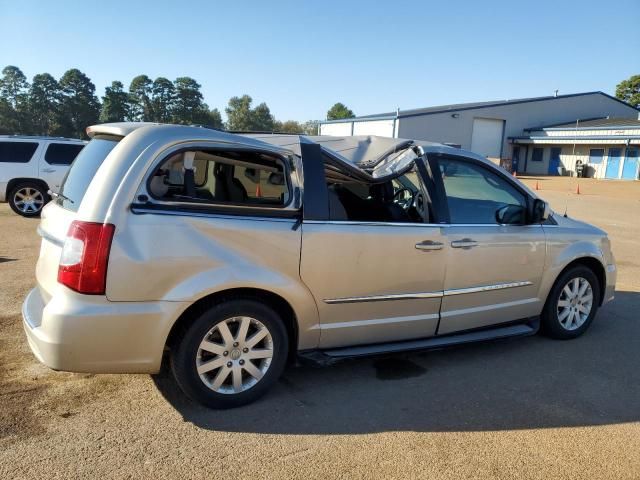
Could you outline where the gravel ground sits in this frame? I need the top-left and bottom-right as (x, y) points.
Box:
(0, 177), (638, 479)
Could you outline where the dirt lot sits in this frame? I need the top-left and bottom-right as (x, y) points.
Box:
(1, 177), (639, 479)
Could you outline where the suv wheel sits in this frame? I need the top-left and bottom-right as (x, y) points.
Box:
(171, 299), (288, 409)
(541, 265), (600, 339)
(8, 182), (48, 217)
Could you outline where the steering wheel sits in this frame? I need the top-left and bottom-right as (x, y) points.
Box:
(392, 187), (415, 210)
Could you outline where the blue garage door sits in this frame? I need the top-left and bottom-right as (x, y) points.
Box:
(622, 147), (638, 180)
(605, 148), (621, 179)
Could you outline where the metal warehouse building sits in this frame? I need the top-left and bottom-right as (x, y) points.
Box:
(319, 92), (640, 179)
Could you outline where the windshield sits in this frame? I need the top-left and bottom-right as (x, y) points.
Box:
(55, 135), (120, 211)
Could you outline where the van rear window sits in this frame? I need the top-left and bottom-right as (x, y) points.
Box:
(55, 136), (120, 211)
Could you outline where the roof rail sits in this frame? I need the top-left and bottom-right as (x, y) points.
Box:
(0, 134), (85, 141)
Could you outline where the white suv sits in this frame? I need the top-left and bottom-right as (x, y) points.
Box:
(0, 136), (86, 217)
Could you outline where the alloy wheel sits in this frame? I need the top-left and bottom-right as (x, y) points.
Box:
(13, 187), (44, 214)
(195, 316), (273, 394)
(557, 277), (593, 331)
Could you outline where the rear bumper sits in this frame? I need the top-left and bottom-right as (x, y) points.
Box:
(22, 287), (189, 374)
(603, 263), (616, 304)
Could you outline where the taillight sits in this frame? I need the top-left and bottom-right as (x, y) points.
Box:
(58, 221), (115, 295)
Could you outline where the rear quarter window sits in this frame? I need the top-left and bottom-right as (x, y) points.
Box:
(45, 143), (85, 165)
(56, 136), (120, 212)
(0, 141), (39, 163)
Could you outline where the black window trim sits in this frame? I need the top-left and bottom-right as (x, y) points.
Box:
(0, 140), (40, 164)
(43, 141), (85, 166)
(142, 145), (297, 217)
(425, 152), (535, 225)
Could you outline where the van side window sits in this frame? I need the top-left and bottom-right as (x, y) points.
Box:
(0, 142), (38, 163)
(439, 158), (526, 224)
(149, 150), (289, 207)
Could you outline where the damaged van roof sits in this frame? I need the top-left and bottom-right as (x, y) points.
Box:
(86, 122), (489, 182)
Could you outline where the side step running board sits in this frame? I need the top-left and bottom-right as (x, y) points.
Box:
(298, 319), (539, 366)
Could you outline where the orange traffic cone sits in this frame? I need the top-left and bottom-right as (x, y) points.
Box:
(535, 181), (540, 190)
(575, 183), (581, 195)
(255, 184), (262, 197)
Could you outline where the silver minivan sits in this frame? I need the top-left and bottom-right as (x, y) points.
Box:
(22, 123), (616, 408)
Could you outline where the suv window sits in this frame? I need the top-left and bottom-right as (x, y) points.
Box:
(56, 136), (120, 212)
(150, 150), (289, 207)
(439, 158), (526, 224)
(44, 143), (84, 165)
(0, 141), (39, 163)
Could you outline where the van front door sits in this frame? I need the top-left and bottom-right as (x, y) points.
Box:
(429, 154), (546, 335)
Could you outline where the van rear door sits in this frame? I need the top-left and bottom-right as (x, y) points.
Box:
(35, 136), (120, 300)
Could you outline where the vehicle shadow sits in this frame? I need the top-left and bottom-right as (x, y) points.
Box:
(152, 290), (640, 434)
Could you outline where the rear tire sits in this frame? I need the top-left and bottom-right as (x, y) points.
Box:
(8, 182), (48, 217)
(171, 299), (288, 409)
(541, 265), (600, 339)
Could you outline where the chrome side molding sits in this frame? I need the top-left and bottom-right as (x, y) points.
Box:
(324, 281), (533, 304)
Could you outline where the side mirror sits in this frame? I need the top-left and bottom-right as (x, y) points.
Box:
(496, 204), (526, 225)
(532, 198), (550, 222)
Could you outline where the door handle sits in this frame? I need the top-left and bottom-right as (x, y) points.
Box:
(451, 238), (478, 249)
(42, 168), (55, 173)
(415, 240), (444, 251)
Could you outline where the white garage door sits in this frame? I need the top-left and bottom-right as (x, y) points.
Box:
(319, 122), (353, 136)
(470, 118), (504, 158)
(352, 119), (395, 137)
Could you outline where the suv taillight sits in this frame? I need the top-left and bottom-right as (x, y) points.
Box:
(58, 221), (115, 294)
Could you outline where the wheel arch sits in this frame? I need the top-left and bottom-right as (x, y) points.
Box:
(552, 257), (606, 306)
(165, 287), (299, 362)
(6, 177), (50, 197)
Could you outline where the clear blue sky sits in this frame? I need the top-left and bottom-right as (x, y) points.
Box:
(1, 0), (639, 122)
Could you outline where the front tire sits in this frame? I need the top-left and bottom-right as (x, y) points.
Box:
(541, 265), (600, 339)
(8, 182), (48, 217)
(171, 299), (289, 409)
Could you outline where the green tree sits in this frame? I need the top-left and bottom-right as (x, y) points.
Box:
(274, 120), (304, 134)
(225, 95), (275, 131)
(129, 75), (154, 121)
(29, 73), (61, 135)
(171, 76), (210, 124)
(58, 68), (101, 138)
(100, 81), (130, 123)
(225, 94), (253, 130)
(303, 120), (319, 135)
(0, 98), (15, 134)
(251, 102), (275, 131)
(151, 77), (175, 122)
(205, 108), (224, 129)
(0, 65), (30, 133)
(326, 102), (355, 120)
(615, 74), (640, 108)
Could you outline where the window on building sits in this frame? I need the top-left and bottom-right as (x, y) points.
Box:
(0, 141), (39, 163)
(531, 148), (543, 162)
(589, 149), (604, 164)
(44, 143), (85, 165)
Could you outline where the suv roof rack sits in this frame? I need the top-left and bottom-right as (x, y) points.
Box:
(0, 134), (85, 142)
